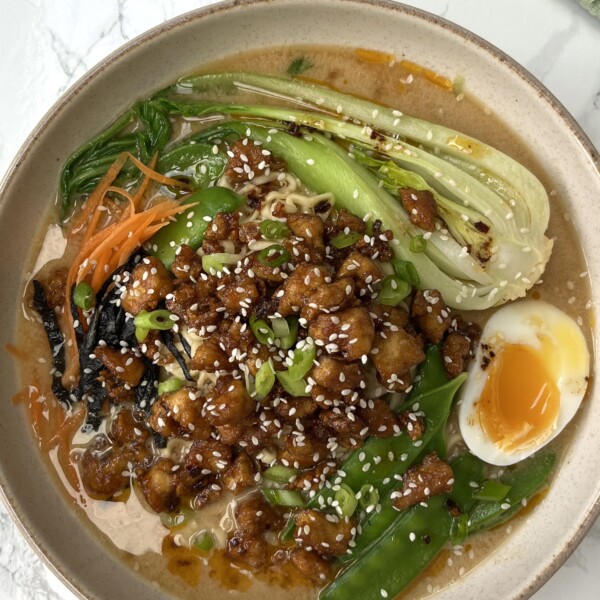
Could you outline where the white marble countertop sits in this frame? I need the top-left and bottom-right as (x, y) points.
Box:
(0, 0), (599, 598)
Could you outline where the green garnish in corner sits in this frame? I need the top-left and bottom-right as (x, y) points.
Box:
(287, 56), (314, 76)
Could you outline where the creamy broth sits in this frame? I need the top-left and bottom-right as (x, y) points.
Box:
(14, 45), (593, 600)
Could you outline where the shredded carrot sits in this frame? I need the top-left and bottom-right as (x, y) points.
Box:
(106, 185), (136, 207)
(62, 153), (195, 385)
(126, 153), (185, 187)
(89, 248), (113, 292)
(131, 154), (158, 210)
(69, 152), (130, 236)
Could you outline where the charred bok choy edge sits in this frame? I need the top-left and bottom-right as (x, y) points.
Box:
(149, 71), (552, 309)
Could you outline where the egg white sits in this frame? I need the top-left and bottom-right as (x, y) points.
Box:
(458, 300), (590, 466)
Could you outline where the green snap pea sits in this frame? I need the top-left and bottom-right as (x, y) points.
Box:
(341, 451), (485, 563)
(404, 344), (448, 403)
(447, 453), (486, 513)
(156, 141), (228, 188)
(468, 452), (556, 533)
(310, 372), (466, 509)
(402, 345), (451, 459)
(320, 496), (452, 600)
(148, 186), (245, 269)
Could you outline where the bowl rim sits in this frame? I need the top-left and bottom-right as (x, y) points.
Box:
(0, 1), (599, 599)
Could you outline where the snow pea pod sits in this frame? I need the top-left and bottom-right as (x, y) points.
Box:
(310, 372), (466, 509)
(320, 496), (452, 600)
(341, 451), (485, 564)
(402, 344), (450, 459)
(447, 453), (487, 513)
(148, 186), (245, 269)
(405, 343), (448, 400)
(468, 452), (556, 533)
(156, 141), (228, 188)
(310, 346), (467, 508)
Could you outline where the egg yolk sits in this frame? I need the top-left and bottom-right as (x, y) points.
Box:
(476, 344), (560, 452)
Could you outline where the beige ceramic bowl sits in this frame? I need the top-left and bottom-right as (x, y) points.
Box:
(0, 1), (599, 599)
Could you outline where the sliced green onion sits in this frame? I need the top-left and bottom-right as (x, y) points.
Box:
(271, 317), (290, 338)
(192, 530), (215, 552)
(201, 252), (240, 274)
(263, 488), (305, 507)
(409, 234), (427, 253)
(357, 484), (380, 509)
(264, 465), (299, 484)
(135, 327), (150, 342)
(160, 507), (193, 528)
(158, 378), (183, 396)
(134, 309), (175, 330)
(330, 231), (362, 249)
(134, 309), (175, 341)
(257, 244), (290, 268)
(73, 282), (95, 311)
(278, 317), (299, 350)
(378, 276), (412, 306)
(450, 513), (469, 545)
(261, 219), (290, 240)
(288, 343), (316, 381)
(280, 516), (296, 541)
(391, 258), (420, 286)
(255, 359), (276, 399)
(335, 484), (358, 517)
(276, 371), (310, 397)
(473, 480), (512, 502)
(250, 315), (275, 345)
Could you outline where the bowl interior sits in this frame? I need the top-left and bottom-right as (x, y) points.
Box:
(0, 1), (599, 599)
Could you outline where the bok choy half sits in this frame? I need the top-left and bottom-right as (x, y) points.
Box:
(153, 71), (552, 310)
(60, 71), (553, 311)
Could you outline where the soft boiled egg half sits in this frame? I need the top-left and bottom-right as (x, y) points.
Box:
(458, 300), (590, 466)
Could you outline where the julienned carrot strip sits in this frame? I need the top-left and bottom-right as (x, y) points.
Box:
(106, 185), (135, 204)
(69, 152), (130, 235)
(30, 396), (45, 441)
(70, 222), (120, 287)
(63, 153), (194, 384)
(118, 215), (156, 260)
(131, 154), (158, 210)
(126, 153), (185, 187)
(70, 151), (176, 238)
(45, 408), (85, 451)
(142, 222), (170, 238)
(90, 248), (113, 291)
(355, 48), (395, 64)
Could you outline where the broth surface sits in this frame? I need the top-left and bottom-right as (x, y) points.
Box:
(15, 45), (593, 600)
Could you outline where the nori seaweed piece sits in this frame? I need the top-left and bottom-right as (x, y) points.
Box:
(179, 332), (193, 359)
(77, 251), (147, 429)
(136, 361), (158, 411)
(161, 329), (194, 381)
(31, 280), (73, 409)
